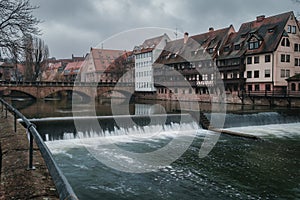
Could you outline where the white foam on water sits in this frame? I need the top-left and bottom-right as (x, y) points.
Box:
(224, 123), (300, 139)
(45, 122), (209, 154)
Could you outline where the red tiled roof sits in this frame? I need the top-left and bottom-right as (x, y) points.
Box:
(48, 62), (62, 70)
(65, 61), (83, 71)
(90, 48), (124, 72)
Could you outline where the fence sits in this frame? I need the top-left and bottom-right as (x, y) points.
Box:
(0, 98), (78, 200)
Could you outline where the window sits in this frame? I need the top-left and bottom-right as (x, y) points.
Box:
(247, 57), (252, 64)
(255, 84), (260, 91)
(280, 69), (290, 78)
(295, 43), (300, 52)
(249, 41), (260, 50)
(265, 55), (271, 62)
(281, 54), (291, 62)
(234, 44), (240, 50)
(254, 56), (260, 64)
(254, 70), (259, 78)
(286, 55), (290, 63)
(265, 69), (271, 78)
(292, 26), (296, 34)
(281, 38), (290, 47)
(281, 54), (285, 62)
(286, 38), (290, 46)
(224, 46), (230, 52)
(248, 85), (252, 91)
(266, 84), (271, 91)
(287, 25), (292, 33)
(247, 71), (252, 78)
(281, 69), (285, 78)
(286, 69), (290, 77)
(291, 83), (296, 91)
(295, 58), (300, 66)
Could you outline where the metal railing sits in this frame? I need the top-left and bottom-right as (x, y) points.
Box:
(238, 90), (300, 98)
(0, 80), (135, 87)
(0, 98), (78, 200)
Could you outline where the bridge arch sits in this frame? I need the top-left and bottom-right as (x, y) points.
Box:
(97, 87), (135, 100)
(44, 88), (92, 102)
(0, 88), (37, 99)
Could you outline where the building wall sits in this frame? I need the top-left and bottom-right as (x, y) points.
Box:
(245, 53), (273, 91)
(135, 51), (155, 91)
(274, 15), (300, 87)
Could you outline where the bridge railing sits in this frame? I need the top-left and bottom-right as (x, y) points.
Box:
(0, 80), (135, 87)
(239, 90), (300, 98)
(0, 98), (78, 200)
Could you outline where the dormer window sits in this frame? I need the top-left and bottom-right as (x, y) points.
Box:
(224, 46), (230, 52)
(234, 44), (240, 50)
(248, 36), (261, 50)
(208, 48), (214, 54)
(249, 41), (260, 50)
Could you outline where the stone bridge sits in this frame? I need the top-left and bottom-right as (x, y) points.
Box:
(0, 81), (135, 100)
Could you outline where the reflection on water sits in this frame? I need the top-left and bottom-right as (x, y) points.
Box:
(5, 97), (300, 119)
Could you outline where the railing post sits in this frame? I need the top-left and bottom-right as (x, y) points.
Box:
(27, 128), (35, 170)
(14, 113), (17, 132)
(5, 105), (7, 118)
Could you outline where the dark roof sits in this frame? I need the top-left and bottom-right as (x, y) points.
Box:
(286, 73), (300, 81)
(134, 33), (170, 54)
(155, 25), (234, 65)
(218, 11), (294, 60)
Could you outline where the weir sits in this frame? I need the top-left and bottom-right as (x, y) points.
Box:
(30, 114), (199, 141)
(30, 112), (268, 141)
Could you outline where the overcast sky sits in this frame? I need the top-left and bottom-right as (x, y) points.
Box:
(31, 0), (300, 59)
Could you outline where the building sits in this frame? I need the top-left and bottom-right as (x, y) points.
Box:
(80, 48), (125, 83)
(134, 33), (170, 92)
(0, 61), (24, 82)
(240, 12), (300, 94)
(287, 73), (300, 94)
(154, 26), (234, 101)
(63, 61), (84, 82)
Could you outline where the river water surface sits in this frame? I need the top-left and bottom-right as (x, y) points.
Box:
(8, 98), (300, 200)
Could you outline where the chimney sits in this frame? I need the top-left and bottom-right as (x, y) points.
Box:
(256, 15), (265, 22)
(184, 32), (189, 44)
(209, 27), (214, 32)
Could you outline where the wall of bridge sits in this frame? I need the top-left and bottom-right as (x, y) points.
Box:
(0, 83), (134, 100)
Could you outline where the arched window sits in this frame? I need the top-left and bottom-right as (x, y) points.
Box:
(291, 83), (296, 91)
(281, 38), (290, 47)
(298, 83), (300, 91)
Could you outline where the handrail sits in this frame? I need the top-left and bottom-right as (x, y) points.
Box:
(0, 98), (78, 200)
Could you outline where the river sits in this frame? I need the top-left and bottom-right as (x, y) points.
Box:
(6, 97), (300, 200)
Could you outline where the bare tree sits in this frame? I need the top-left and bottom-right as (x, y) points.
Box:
(0, 0), (40, 55)
(23, 35), (49, 81)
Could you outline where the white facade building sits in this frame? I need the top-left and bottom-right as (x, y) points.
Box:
(134, 34), (170, 92)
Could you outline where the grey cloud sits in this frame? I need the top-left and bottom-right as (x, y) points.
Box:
(31, 0), (298, 58)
